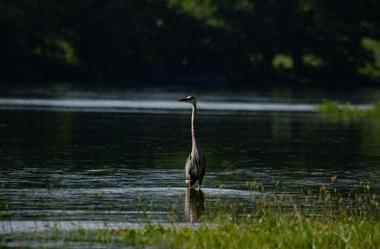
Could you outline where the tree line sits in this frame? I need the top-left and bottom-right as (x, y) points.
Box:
(1, 0), (379, 86)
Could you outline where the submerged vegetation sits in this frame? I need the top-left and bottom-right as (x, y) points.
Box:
(1, 183), (380, 248)
(318, 100), (380, 118)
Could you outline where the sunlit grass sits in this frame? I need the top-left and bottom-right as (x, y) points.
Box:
(318, 100), (380, 118)
(1, 182), (380, 249)
(7, 218), (378, 249)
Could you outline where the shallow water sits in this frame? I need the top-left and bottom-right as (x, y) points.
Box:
(1, 91), (380, 235)
(0, 98), (318, 112)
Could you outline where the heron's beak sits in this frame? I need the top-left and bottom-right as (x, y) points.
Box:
(177, 98), (188, 102)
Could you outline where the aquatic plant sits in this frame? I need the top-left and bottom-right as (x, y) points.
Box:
(318, 101), (363, 118)
(368, 101), (380, 118)
(318, 100), (380, 118)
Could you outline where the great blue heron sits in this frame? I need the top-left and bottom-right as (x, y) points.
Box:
(177, 96), (206, 189)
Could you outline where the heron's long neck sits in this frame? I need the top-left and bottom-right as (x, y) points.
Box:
(191, 104), (197, 152)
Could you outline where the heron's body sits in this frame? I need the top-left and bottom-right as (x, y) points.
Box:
(185, 144), (206, 186)
(177, 96), (206, 189)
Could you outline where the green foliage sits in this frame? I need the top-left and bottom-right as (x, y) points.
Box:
(272, 54), (293, 70)
(366, 101), (380, 118)
(302, 54), (325, 68)
(0, 0), (380, 84)
(4, 220), (380, 249)
(318, 101), (363, 118)
(360, 38), (380, 79)
(167, 0), (226, 28)
(33, 37), (79, 66)
(318, 101), (380, 119)
(116, 218), (380, 249)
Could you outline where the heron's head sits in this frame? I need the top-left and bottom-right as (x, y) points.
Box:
(177, 96), (197, 105)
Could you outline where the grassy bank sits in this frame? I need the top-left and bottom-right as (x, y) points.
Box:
(1, 183), (380, 249)
(2, 216), (378, 249)
(318, 100), (380, 118)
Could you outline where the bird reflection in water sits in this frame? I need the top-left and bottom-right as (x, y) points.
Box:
(185, 188), (205, 223)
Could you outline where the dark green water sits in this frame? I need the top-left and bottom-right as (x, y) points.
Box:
(1, 95), (380, 233)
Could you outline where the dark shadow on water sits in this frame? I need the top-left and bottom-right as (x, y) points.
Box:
(185, 188), (205, 223)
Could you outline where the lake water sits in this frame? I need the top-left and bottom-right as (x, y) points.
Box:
(1, 87), (380, 235)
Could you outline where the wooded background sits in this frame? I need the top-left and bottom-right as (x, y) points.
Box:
(1, 0), (379, 86)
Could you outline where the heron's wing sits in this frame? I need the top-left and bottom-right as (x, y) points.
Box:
(185, 154), (193, 178)
(185, 153), (206, 185)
